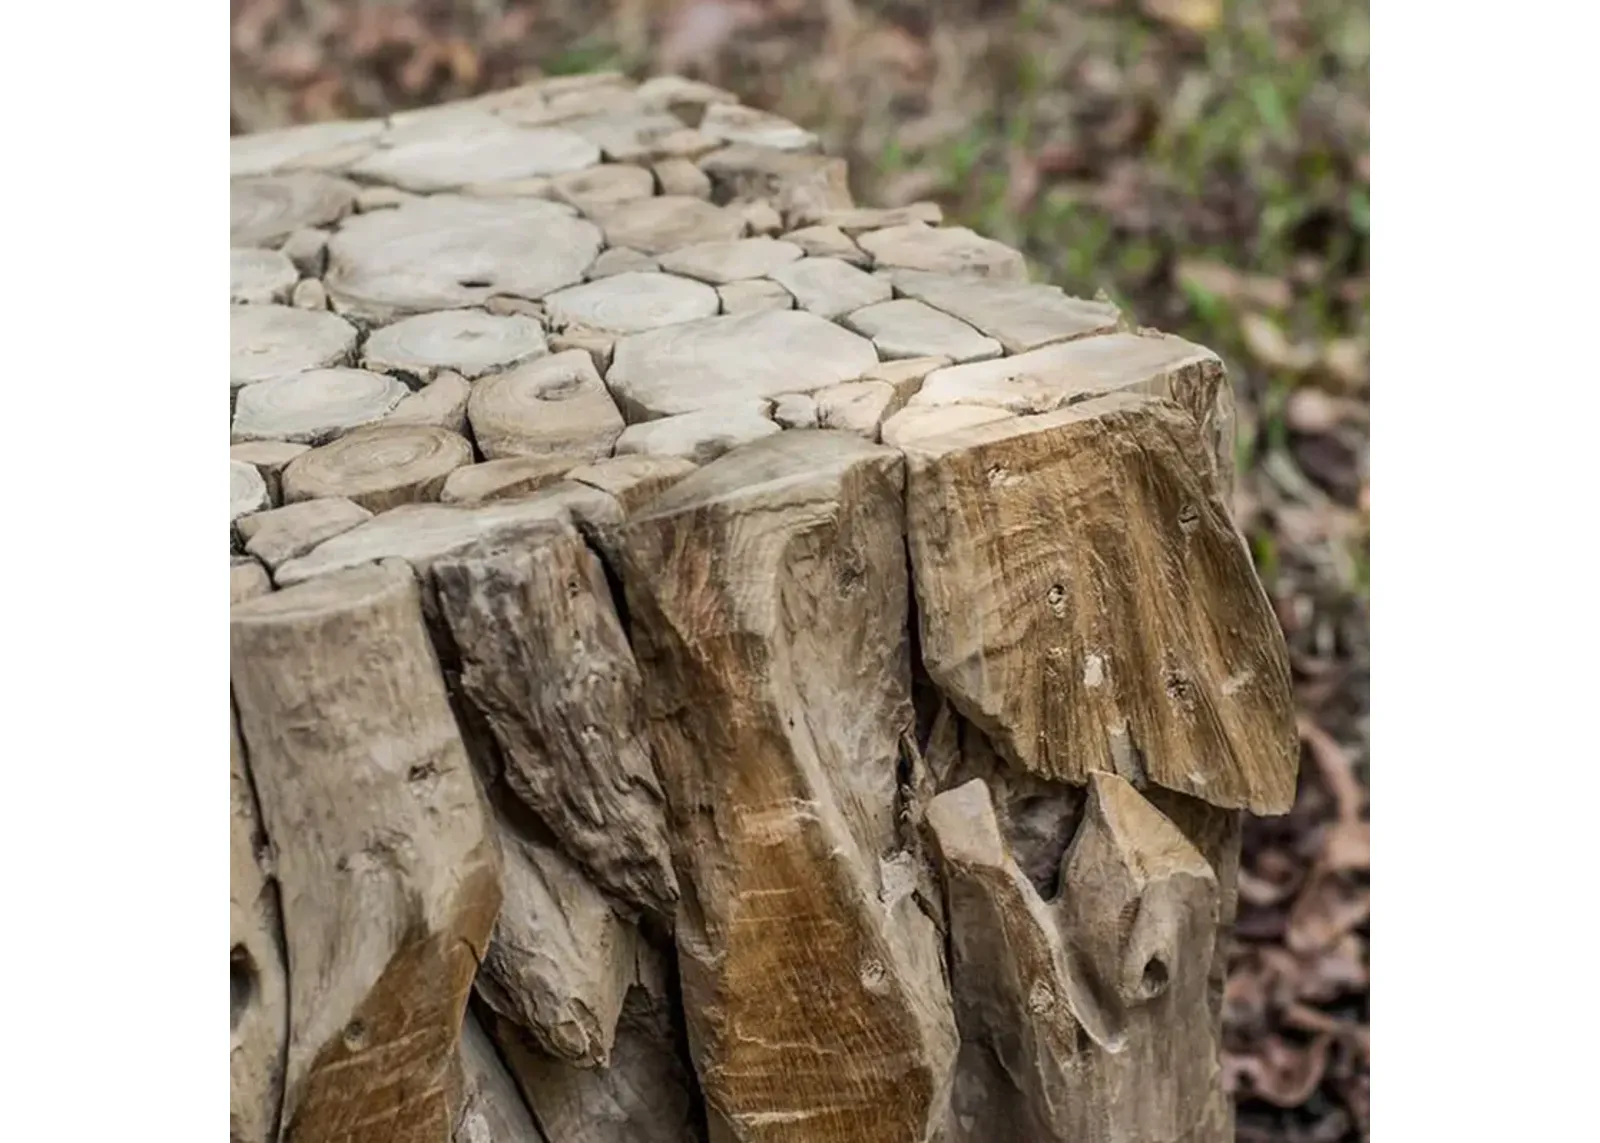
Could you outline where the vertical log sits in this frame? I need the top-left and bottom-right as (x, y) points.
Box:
(231, 562), (502, 1143)
(617, 432), (957, 1143)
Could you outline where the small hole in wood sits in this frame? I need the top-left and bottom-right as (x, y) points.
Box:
(457, 278), (493, 289)
(1046, 584), (1068, 618)
(1142, 957), (1169, 996)
(342, 1019), (369, 1051)
(1177, 503), (1200, 531)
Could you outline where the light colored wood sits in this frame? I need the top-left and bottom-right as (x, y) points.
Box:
(607, 309), (878, 420)
(292, 279), (329, 310)
(652, 157), (712, 199)
(475, 827), (638, 1066)
(885, 269), (1122, 354)
(235, 497), (374, 572)
(231, 460), (270, 522)
(594, 195), (745, 255)
(230, 562), (501, 1143)
(461, 176), (555, 199)
(562, 110), (717, 163)
(493, 946), (703, 1143)
(232, 367), (410, 446)
(614, 403), (781, 465)
(925, 773), (1223, 1143)
(717, 278), (793, 314)
(617, 431), (957, 1143)
(901, 392), (1297, 814)
(863, 356), (950, 404)
(697, 144), (853, 225)
(350, 119), (601, 192)
(231, 172), (358, 246)
(658, 237), (803, 285)
(440, 457), (581, 505)
(782, 224), (869, 266)
(356, 185), (421, 212)
(735, 200), (784, 236)
(811, 203), (943, 234)
(771, 392), (819, 428)
(636, 74), (738, 115)
(587, 247), (661, 279)
(565, 455), (698, 514)
(230, 304), (358, 390)
(326, 196), (603, 323)
(549, 326), (617, 376)
(880, 403), (1017, 449)
(468, 350), (625, 461)
(813, 380), (904, 442)
(549, 164), (657, 214)
(768, 256), (892, 319)
(843, 299), (1002, 364)
(385, 371), (473, 434)
(231, 248), (298, 305)
(230, 119), (385, 178)
(433, 525), (679, 919)
(274, 485), (621, 589)
(232, 440), (310, 507)
(363, 310), (548, 383)
(857, 225), (1028, 281)
(280, 228), (329, 276)
(699, 103), (817, 151)
(231, 556), (273, 604)
(453, 1012), (546, 1143)
(281, 424), (475, 512)
(229, 709), (288, 1143)
(545, 272), (720, 334)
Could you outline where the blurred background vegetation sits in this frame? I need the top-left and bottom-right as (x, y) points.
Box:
(233, 3), (1369, 1138)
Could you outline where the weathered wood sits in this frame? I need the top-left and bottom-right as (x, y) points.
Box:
(884, 269), (1121, 354)
(857, 226), (1028, 281)
(292, 279), (329, 310)
(385, 371), (473, 434)
(231, 460), (271, 523)
(230, 119), (385, 178)
(453, 1011), (546, 1143)
(606, 310), (878, 420)
(441, 457), (581, 505)
(843, 299), (1002, 364)
(588, 247), (661, 279)
(697, 145), (853, 225)
(236, 497), (374, 572)
(476, 826), (638, 1065)
(232, 368), (409, 446)
(230, 709), (288, 1143)
(363, 310), (548, 383)
(545, 272), (720, 334)
(783, 224), (869, 266)
(433, 525), (679, 919)
(549, 164), (658, 214)
(880, 404), (1016, 449)
(617, 431), (958, 1143)
(231, 248), (299, 305)
(281, 425), (474, 513)
(493, 945), (705, 1143)
(468, 350), (625, 461)
(231, 172), (358, 246)
(902, 392), (1296, 813)
(350, 118), (601, 191)
(230, 562), (501, 1143)
(652, 157), (712, 199)
(593, 195), (745, 255)
(231, 305), (358, 391)
(812, 203), (943, 234)
(614, 403), (780, 465)
(273, 485), (621, 590)
(768, 256), (892, 319)
(771, 392), (819, 428)
(699, 103), (817, 151)
(716, 279), (793, 314)
(232, 556), (274, 605)
(657, 237), (803, 285)
(924, 773), (1222, 1143)
(813, 381), (904, 441)
(326, 197), (603, 323)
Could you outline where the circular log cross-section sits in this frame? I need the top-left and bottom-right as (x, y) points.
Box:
(230, 74), (1300, 1143)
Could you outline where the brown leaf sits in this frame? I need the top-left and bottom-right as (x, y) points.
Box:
(1284, 1002), (1370, 1057)
(1140, 0), (1224, 34)
(1319, 818), (1369, 873)
(1286, 871), (1368, 954)
(1297, 716), (1365, 821)
(1226, 1033), (1333, 1107)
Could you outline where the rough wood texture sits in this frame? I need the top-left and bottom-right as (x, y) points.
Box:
(231, 76), (1299, 1143)
(282, 424), (475, 512)
(618, 432), (958, 1143)
(434, 526), (678, 919)
(230, 710), (288, 1143)
(230, 562), (501, 1143)
(902, 392), (1296, 813)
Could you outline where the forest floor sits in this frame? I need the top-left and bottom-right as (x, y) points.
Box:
(232, 2), (1370, 1139)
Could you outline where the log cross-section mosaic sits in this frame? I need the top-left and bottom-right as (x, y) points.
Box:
(229, 69), (1299, 1143)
